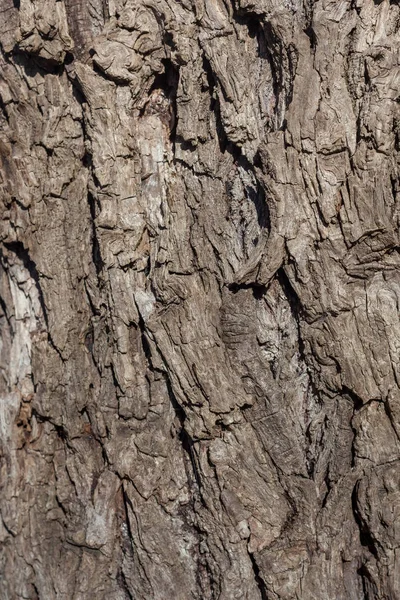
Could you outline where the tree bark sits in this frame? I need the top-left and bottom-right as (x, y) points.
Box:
(0, 0), (399, 598)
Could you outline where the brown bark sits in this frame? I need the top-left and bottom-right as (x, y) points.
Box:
(0, 0), (399, 598)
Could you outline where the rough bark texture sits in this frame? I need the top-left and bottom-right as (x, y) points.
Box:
(0, 0), (399, 598)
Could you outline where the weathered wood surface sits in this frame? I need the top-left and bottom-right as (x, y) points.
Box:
(0, 0), (399, 598)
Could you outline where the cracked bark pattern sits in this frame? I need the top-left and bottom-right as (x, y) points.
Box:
(0, 0), (399, 598)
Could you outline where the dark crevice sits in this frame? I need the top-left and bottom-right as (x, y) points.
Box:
(2, 242), (64, 361)
(147, 58), (179, 101)
(175, 135), (197, 153)
(201, 53), (230, 145)
(224, 160), (269, 230)
(286, 44), (298, 109)
(237, 154), (269, 229)
(1, 512), (16, 537)
(302, 0), (317, 23)
(83, 278), (101, 315)
(202, 54), (269, 229)
(117, 569), (134, 600)
(32, 409), (69, 441)
(140, 328), (152, 364)
(64, 51), (74, 66)
(54, 490), (68, 517)
(87, 190), (104, 276)
(342, 385), (364, 411)
(277, 267), (328, 478)
(134, 317), (203, 492)
(164, 375), (203, 489)
(121, 485), (136, 558)
(179, 428), (202, 490)
(228, 281), (268, 299)
(118, 481), (154, 594)
(32, 582), (40, 600)
(133, 308), (152, 366)
(249, 552), (269, 600)
(84, 326), (94, 355)
(350, 0), (362, 16)
(162, 30), (177, 53)
(277, 268), (305, 339)
(320, 467), (333, 508)
(305, 425), (316, 478)
(51, 422), (69, 442)
(0, 292), (12, 331)
(161, 372), (216, 597)
(263, 22), (296, 122)
(349, 412), (358, 469)
(64, 539), (102, 553)
(231, 8), (297, 122)
(70, 80), (86, 107)
(70, 83), (105, 280)
(81, 407), (111, 465)
(110, 362), (124, 395)
(0, 92), (8, 119)
(140, 58), (179, 145)
(157, 363), (215, 598)
(233, 11), (265, 46)
(363, 59), (371, 90)
(351, 483), (379, 559)
(202, 53), (229, 155)
(304, 24), (317, 49)
(390, 174), (398, 202)
(383, 398), (400, 444)
(3, 242), (46, 321)
(99, 438), (110, 465)
(11, 51), (64, 75)
(357, 564), (379, 600)
(90, 59), (130, 85)
(276, 269), (326, 403)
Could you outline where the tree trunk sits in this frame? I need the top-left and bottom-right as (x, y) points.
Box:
(0, 0), (399, 598)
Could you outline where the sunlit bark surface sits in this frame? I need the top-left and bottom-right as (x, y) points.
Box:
(0, 0), (400, 598)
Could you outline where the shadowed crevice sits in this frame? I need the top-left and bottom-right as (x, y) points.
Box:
(87, 190), (104, 276)
(249, 552), (269, 600)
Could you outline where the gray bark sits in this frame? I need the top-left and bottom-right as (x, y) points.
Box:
(0, 0), (399, 598)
